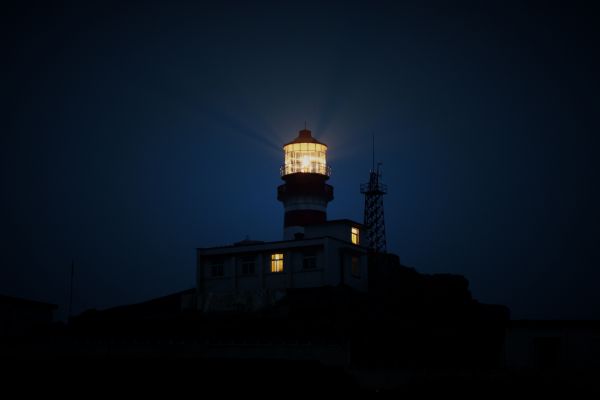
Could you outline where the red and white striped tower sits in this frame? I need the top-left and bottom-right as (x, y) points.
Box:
(277, 128), (334, 239)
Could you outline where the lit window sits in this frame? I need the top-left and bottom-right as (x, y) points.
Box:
(351, 227), (360, 245)
(351, 256), (360, 277)
(271, 253), (284, 273)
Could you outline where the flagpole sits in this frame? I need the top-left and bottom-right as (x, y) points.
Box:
(68, 260), (74, 320)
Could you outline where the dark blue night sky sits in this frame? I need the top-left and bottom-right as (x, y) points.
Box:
(2, 0), (599, 320)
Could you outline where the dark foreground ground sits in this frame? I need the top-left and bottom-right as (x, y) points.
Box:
(3, 356), (598, 395)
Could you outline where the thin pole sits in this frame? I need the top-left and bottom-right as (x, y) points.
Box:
(372, 134), (375, 171)
(68, 260), (74, 320)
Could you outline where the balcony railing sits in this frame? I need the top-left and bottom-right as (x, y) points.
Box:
(280, 163), (331, 177)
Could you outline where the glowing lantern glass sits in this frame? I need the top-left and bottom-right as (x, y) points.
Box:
(282, 142), (329, 176)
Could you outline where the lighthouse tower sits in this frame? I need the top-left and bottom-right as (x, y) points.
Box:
(277, 128), (334, 239)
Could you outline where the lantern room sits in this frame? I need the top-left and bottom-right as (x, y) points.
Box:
(281, 129), (331, 177)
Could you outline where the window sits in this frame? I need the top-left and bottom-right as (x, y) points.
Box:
(351, 227), (360, 245)
(351, 256), (360, 277)
(270, 253), (284, 273)
(241, 255), (255, 275)
(303, 252), (317, 270)
(210, 260), (224, 277)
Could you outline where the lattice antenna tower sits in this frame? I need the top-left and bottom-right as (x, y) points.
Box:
(360, 135), (387, 253)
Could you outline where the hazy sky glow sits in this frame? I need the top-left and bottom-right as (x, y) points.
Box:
(2, 0), (599, 319)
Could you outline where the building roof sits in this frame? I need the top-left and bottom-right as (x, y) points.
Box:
(313, 219), (364, 228)
(198, 235), (367, 254)
(509, 319), (600, 329)
(283, 129), (326, 146)
(233, 238), (265, 246)
(74, 288), (196, 322)
(198, 219), (365, 254)
(0, 294), (58, 310)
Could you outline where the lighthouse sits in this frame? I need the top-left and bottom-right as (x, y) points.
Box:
(277, 128), (334, 239)
(196, 127), (368, 311)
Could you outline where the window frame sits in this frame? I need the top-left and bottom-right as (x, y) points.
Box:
(302, 252), (317, 270)
(210, 260), (225, 277)
(241, 255), (256, 276)
(351, 255), (360, 278)
(351, 227), (360, 245)
(270, 253), (284, 273)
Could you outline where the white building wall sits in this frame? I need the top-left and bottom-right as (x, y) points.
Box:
(323, 238), (341, 287)
(283, 226), (305, 240)
(341, 250), (368, 292)
(237, 275), (260, 291)
(197, 236), (368, 311)
(292, 269), (326, 288)
(304, 222), (363, 243)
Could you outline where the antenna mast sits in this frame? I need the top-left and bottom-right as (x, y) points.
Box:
(372, 134), (375, 171)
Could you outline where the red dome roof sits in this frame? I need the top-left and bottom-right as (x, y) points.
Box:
(284, 129), (326, 146)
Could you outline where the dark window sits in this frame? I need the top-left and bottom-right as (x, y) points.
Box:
(210, 261), (224, 277)
(303, 253), (317, 269)
(351, 255), (360, 277)
(241, 255), (255, 275)
(533, 337), (561, 369)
